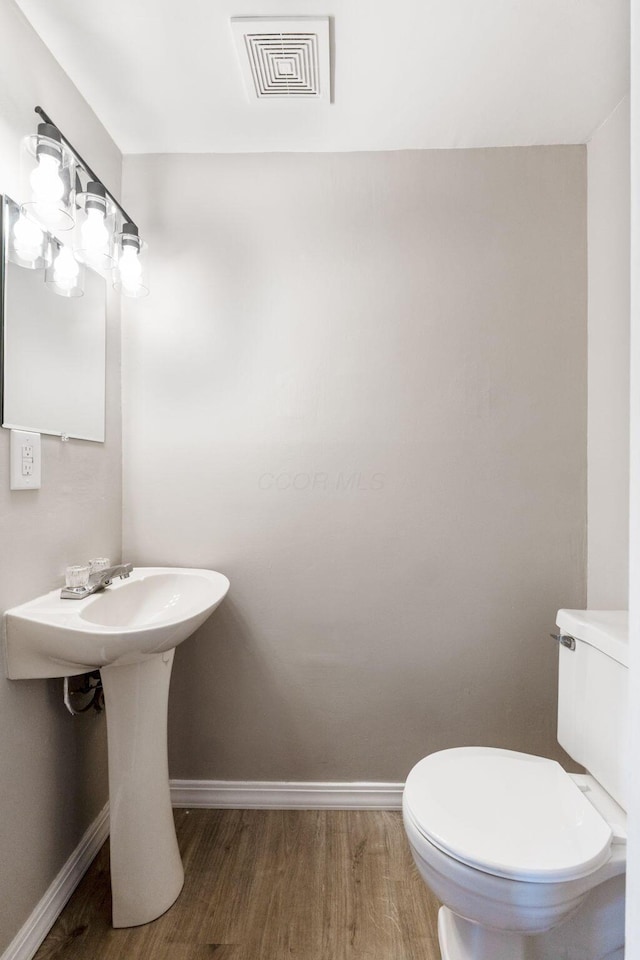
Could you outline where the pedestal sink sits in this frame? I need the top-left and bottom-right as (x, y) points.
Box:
(4, 567), (229, 927)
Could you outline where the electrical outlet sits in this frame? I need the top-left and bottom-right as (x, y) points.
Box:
(10, 430), (41, 490)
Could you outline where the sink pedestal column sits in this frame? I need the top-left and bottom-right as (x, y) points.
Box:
(101, 649), (184, 927)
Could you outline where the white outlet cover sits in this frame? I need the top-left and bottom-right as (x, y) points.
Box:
(10, 429), (41, 490)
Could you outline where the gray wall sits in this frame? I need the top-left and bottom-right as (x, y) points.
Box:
(587, 97), (630, 609)
(0, 0), (121, 950)
(122, 146), (587, 782)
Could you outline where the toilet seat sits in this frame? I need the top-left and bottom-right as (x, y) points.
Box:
(403, 747), (612, 883)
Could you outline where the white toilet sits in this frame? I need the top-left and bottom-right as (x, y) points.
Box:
(403, 609), (628, 960)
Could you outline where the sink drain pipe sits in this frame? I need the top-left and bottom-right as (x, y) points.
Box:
(63, 670), (104, 715)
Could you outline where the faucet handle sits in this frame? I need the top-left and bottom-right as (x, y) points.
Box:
(89, 558), (111, 575)
(65, 564), (90, 591)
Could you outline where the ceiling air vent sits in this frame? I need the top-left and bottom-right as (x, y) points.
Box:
(231, 17), (330, 101)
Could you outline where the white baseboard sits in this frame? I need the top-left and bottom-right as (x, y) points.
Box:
(170, 780), (404, 810)
(1, 803), (109, 960)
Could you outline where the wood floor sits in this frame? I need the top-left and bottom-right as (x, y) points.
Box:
(34, 809), (441, 960)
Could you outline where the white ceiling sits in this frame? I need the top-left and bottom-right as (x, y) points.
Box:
(15, 0), (629, 155)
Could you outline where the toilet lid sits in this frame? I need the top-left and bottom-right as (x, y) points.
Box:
(404, 747), (613, 883)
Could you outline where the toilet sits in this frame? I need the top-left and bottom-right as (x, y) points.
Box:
(403, 609), (628, 960)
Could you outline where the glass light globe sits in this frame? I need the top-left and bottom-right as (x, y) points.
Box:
(119, 245), (143, 291)
(13, 213), (44, 262)
(30, 154), (64, 204)
(53, 246), (80, 292)
(81, 207), (109, 253)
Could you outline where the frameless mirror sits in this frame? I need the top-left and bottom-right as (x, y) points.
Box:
(1, 194), (106, 442)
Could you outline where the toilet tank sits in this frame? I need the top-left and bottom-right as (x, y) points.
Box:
(556, 610), (629, 809)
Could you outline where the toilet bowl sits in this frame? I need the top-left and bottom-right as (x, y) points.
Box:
(403, 748), (626, 959)
(402, 610), (628, 960)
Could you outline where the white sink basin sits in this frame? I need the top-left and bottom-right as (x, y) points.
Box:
(5, 566), (230, 679)
(4, 565), (230, 928)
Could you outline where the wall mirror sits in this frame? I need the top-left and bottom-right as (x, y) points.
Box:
(1, 194), (106, 442)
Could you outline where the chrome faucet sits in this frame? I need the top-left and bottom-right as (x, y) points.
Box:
(61, 563), (134, 600)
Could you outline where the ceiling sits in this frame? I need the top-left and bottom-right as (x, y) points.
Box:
(14, 0), (629, 155)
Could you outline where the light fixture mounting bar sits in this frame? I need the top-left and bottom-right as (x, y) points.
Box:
(34, 105), (138, 230)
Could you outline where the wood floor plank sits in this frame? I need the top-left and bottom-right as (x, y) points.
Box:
(33, 809), (441, 960)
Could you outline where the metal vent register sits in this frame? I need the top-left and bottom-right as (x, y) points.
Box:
(231, 17), (330, 100)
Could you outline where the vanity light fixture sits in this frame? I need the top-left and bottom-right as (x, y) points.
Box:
(45, 239), (85, 298)
(5, 196), (50, 269)
(113, 223), (148, 298)
(21, 122), (75, 231)
(13, 213), (45, 264)
(16, 106), (149, 298)
(74, 181), (116, 271)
